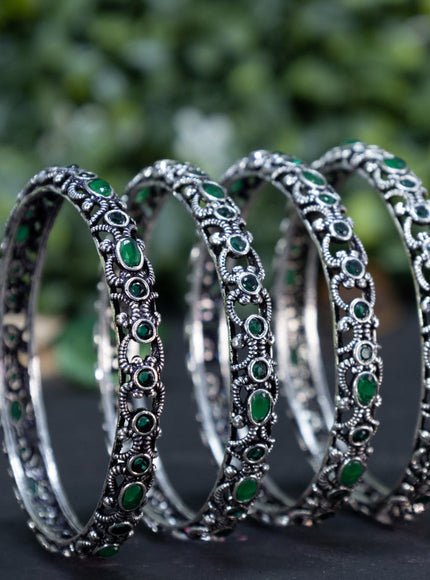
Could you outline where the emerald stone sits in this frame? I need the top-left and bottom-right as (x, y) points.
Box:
(345, 258), (364, 277)
(356, 373), (377, 405)
(384, 156), (407, 170)
(400, 178), (416, 188)
(302, 170), (326, 186)
(137, 368), (156, 388)
(234, 478), (259, 502)
(250, 360), (269, 381)
(351, 427), (371, 444)
(216, 205), (235, 219)
(319, 193), (336, 205)
(226, 506), (246, 518)
(106, 210), (128, 225)
(353, 300), (370, 320)
(339, 460), (363, 487)
(120, 483), (145, 511)
(110, 523), (132, 536)
(230, 235), (247, 253)
(333, 221), (350, 238)
(89, 179), (112, 197)
(130, 455), (150, 474)
(249, 389), (271, 423)
(134, 412), (155, 434)
(10, 400), (22, 421)
(240, 273), (259, 293)
(136, 187), (151, 202)
(202, 182), (225, 199)
(16, 225), (30, 242)
(135, 320), (154, 342)
(247, 316), (266, 338)
(95, 545), (119, 558)
(246, 445), (266, 462)
(416, 205), (429, 219)
(118, 238), (142, 269)
(128, 279), (148, 299)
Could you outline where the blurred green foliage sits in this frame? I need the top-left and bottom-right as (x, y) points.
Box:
(1, 0), (430, 382)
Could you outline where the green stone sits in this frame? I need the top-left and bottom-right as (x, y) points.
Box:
(319, 193), (336, 205)
(216, 205), (235, 219)
(15, 225), (30, 242)
(120, 483), (145, 511)
(110, 523), (131, 536)
(226, 506), (246, 518)
(135, 412), (155, 434)
(89, 179), (112, 197)
(202, 182), (225, 199)
(302, 170), (326, 186)
(107, 210), (128, 225)
(359, 345), (373, 362)
(351, 428), (371, 444)
(229, 179), (246, 194)
(342, 139), (361, 145)
(137, 369), (155, 388)
(118, 238), (142, 268)
(400, 178), (416, 188)
(136, 320), (154, 341)
(136, 187), (151, 202)
(10, 400), (22, 421)
(240, 273), (259, 293)
(345, 258), (364, 277)
(333, 221), (350, 238)
(95, 545), (119, 558)
(353, 301), (370, 320)
(230, 235), (247, 253)
(249, 390), (271, 423)
(246, 445), (266, 462)
(289, 157), (302, 164)
(251, 360), (269, 381)
(234, 478), (259, 502)
(356, 373), (377, 405)
(247, 316), (265, 338)
(130, 456), (150, 474)
(416, 205), (429, 219)
(129, 279), (148, 299)
(339, 460), (363, 487)
(384, 156), (407, 170)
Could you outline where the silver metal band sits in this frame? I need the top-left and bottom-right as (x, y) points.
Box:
(189, 150), (383, 525)
(307, 142), (430, 523)
(0, 166), (165, 557)
(98, 160), (278, 540)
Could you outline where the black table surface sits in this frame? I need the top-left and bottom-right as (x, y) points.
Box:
(1, 310), (429, 580)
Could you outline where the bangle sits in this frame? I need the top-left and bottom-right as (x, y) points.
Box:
(312, 141), (430, 523)
(0, 166), (164, 557)
(98, 160), (278, 540)
(189, 150), (382, 525)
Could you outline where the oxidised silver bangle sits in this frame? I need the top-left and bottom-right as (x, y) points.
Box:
(310, 141), (430, 523)
(189, 150), (383, 526)
(97, 160), (278, 540)
(0, 166), (165, 557)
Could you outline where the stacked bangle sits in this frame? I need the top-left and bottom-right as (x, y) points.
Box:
(189, 150), (383, 525)
(97, 160), (278, 540)
(0, 166), (165, 557)
(306, 142), (430, 523)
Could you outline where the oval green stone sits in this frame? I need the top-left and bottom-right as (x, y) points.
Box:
(135, 412), (155, 434)
(345, 258), (364, 277)
(118, 238), (142, 268)
(351, 428), (371, 444)
(120, 483), (145, 511)
(333, 221), (350, 238)
(246, 445), (266, 462)
(129, 279), (148, 299)
(89, 179), (112, 197)
(137, 369), (156, 388)
(107, 210), (128, 225)
(251, 360), (269, 381)
(240, 274), (259, 293)
(226, 506), (246, 518)
(136, 320), (154, 341)
(353, 300), (370, 320)
(230, 235), (247, 253)
(247, 316), (265, 338)
(416, 205), (429, 219)
(400, 178), (416, 188)
(249, 390), (271, 423)
(356, 373), (377, 405)
(384, 156), (407, 170)
(202, 182), (225, 199)
(130, 456), (150, 474)
(319, 193), (336, 205)
(110, 523), (132, 536)
(339, 460), (363, 487)
(216, 205), (236, 219)
(16, 225), (30, 242)
(10, 400), (22, 421)
(234, 478), (259, 502)
(302, 170), (326, 186)
(95, 545), (119, 558)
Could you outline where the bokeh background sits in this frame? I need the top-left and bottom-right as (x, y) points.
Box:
(1, 0), (429, 385)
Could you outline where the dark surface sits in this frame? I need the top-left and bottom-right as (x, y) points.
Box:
(0, 310), (429, 580)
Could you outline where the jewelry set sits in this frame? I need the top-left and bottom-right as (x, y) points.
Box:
(1, 141), (429, 558)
